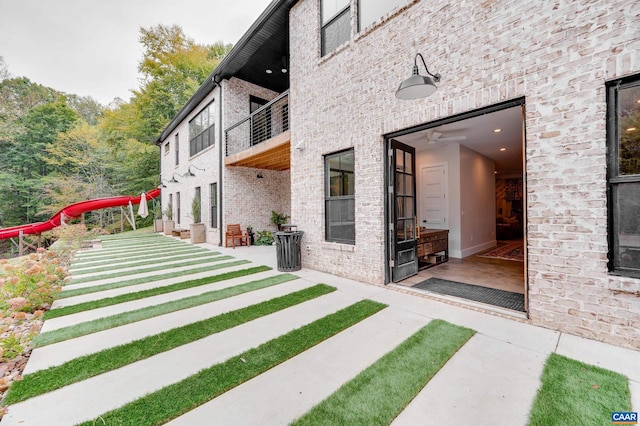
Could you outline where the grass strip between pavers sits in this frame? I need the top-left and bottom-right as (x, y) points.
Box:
(45, 262), (262, 319)
(69, 251), (221, 275)
(70, 246), (208, 268)
(59, 260), (247, 299)
(34, 273), (299, 347)
(77, 299), (387, 426)
(292, 319), (475, 425)
(527, 353), (631, 426)
(5, 283), (334, 405)
(73, 242), (190, 258)
(67, 255), (232, 285)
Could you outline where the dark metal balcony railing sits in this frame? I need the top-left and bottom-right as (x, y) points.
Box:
(225, 90), (289, 157)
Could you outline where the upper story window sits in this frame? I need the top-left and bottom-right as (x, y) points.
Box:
(606, 73), (640, 278)
(358, 0), (406, 31)
(164, 142), (169, 155)
(325, 149), (355, 244)
(174, 134), (179, 166)
(189, 101), (215, 157)
(321, 0), (350, 56)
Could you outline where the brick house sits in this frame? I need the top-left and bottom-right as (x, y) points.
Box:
(157, 0), (640, 350)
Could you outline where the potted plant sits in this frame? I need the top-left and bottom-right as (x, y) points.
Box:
(163, 201), (174, 235)
(153, 202), (163, 233)
(189, 196), (206, 243)
(270, 210), (290, 231)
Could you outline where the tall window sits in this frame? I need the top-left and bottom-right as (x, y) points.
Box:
(168, 194), (173, 220)
(164, 142), (169, 155)
(176, 192), (181, 225)
(321, 0), (350, 56)
(174, 134), (179, 166)
(325, 149), (355, 244)
(210, 183), (218, 229)
(358, 0), (406, 31)
(189, 101), (215, 156)
(607, 73), (640, 278)
(193, 187), (201, 223)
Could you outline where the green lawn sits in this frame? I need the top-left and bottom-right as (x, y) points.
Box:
(528, 353), (631, 426)
(34, 273), (299, 346)
(45, 264), (265, 319)
(78, 300), (387, 426)
(293, 319), (475, 425)
(5, 284), (336, 405)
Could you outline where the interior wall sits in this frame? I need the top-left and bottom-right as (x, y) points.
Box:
(459, 145), (496, 257)
(416, 143), (461, 257)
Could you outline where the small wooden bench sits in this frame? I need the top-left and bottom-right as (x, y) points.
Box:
(172, 229), (191, 239)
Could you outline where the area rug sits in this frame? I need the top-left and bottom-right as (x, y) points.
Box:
(413, 277), (525, 312)
(477, 240), (524, 261)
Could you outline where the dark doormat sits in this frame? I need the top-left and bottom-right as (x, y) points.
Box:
(413, 277), (525, 312)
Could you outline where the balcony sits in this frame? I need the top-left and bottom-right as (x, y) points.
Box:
(225, 91), (290, 171)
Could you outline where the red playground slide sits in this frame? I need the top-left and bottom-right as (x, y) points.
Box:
(0, 188), (161, 240)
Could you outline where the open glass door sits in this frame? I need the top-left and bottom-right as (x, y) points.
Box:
(390, 139), (418, 282)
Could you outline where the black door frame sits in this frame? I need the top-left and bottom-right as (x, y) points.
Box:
(383, 97), (527, 285)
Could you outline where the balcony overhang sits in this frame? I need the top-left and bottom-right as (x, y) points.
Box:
(225, 130), (291, 171)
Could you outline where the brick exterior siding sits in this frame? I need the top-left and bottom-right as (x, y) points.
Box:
(289, 0), (640, 349)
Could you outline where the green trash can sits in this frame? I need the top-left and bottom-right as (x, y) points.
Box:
(275, 230), (304, 272)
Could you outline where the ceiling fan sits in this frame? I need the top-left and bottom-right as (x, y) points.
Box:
(425, 130), (467, 144)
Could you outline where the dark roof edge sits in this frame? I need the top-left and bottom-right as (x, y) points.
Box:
(154, 0), (291, 145)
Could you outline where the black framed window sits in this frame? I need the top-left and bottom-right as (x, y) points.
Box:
(321, 0), (350, 56)
(325, 149), (355, 244)
(210, 183), (218, 229)
(193, 187), (201, 223)
(176, 191), (181, 225)
(189, 101), (215, 157)
(607, 73), (640, 278)
(358, 0), (405, 31)
(174, 134), (179, 166)
(164, 142), (169, 155)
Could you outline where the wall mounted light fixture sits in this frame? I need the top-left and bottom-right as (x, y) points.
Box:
(185, 164), (205, 177)
(168, 173), (182, 183)
(395, 53), (441, 100)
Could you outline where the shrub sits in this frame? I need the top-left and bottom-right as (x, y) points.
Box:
(0, 249), (66, 314)
(254, 230), (274, 246)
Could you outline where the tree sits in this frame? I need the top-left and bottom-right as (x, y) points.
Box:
(99, 24), (231, 197)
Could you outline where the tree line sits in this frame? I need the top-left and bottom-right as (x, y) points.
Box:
(0, 25), (231, 234)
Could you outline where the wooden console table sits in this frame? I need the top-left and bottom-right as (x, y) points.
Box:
(417, 228), (449, 269)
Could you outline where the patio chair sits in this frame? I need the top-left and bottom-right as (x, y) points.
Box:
(225, 224), (250, 248)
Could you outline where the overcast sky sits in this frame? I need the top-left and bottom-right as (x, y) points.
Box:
(0, 0), (273, 105)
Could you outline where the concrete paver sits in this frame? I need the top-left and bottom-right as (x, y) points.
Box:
(392, 334), (547, 426)
(3, 291), (364, 425)
(168, 307), (430, 425)
(26, 278), (316, 373)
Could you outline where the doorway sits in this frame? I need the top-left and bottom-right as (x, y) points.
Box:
(385, 99), (527, 312)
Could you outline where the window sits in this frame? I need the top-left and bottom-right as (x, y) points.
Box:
(325, 149), (355, 244)
(193, 187), (201, 223)
(321, 0), (350, 56)
(358, 0), (405, 31)
(607, 73), (640, 278)
(164, 142), (169, 155)
(176, 192), (181, 225)
(210, 183), (218, 229)
(174, 134), (179, 166)
(168, 194), (173, 220)
(189, 101), (216, 156)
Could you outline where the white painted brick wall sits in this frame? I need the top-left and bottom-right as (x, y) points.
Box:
(290, 0), (640, 349)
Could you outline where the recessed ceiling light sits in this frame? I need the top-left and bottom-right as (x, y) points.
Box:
(493, 128), (502, 133)
(266, 69), (273, 74)
(500, 147), (507, 151)
(281, 68), (288, 73)
(626, 127), (637, 132)
(636, 99), (640, 104)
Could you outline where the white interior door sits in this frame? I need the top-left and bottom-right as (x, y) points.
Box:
(421, 163), (448, 227)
